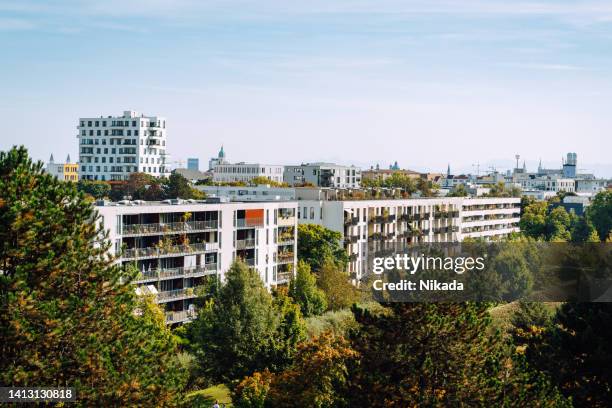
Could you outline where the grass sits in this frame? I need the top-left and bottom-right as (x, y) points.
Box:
(184, 384), (232, 407)
(489, 301), (562, 336)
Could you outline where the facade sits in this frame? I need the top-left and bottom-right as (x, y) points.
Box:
(213, 163), (285, 184)
(187, 158), (199, 171)
(196, 185), (296, 201)
(295, 189), (520, 280)
(96, 199), (297, 324)
(46, 154), (79, 182)
(284, 163), (361, 188)
(77, 110), (169, 181)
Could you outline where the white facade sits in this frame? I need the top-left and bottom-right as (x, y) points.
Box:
(77, 110), (169, 181)
(96, 199), (297, 324)
(284, 163), (361, 188)
(295, 190), (520, 280)
(197, 185), (296, 201)
(213, 163), (285, 183)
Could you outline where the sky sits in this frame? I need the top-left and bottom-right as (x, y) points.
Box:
(1, 0), (611, 176)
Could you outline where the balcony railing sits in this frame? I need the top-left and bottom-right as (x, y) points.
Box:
(276, 271), (293, 283)
(165, 308), (198, 324)
(277, 237), (295, 246)
(236, 238), (256, 250)
(236, 218), (264, 228)
(344, 216), (359, 226)
(277, 252), (295, 264)
(122, 220), (218, 236)
(344, 235), (359, 244)
(134, 263), (217, 283)
(123, 242), (219, 260)
(157, 285), (206, 303)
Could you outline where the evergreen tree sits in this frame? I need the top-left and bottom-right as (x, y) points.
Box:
(289, 261), (327, 317)
(346, 303), (568, 407)
(0, 146), (185, 406)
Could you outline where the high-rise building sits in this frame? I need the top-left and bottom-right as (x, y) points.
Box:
(77, 110), (169, 181)
(187, 158), (199, 171)
(46, 154), (79, 182)
(96, 199), (297, 324)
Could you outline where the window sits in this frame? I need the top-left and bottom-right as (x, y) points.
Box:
(102, 121), (106, 127)
(87, 121), (92, 126)
(310, 207), (315, 219)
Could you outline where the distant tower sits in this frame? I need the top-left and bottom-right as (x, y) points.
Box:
(209, 145), (228, 171)
(562, 152), (577, 178)
(538, 158), (542, 174)
(49, 154), (54, 163)
(66, 154), (71, 163)
(375, 163), (380, 170)
(447, 163), (451, 177)
(515, 154), (520, 170)
(522, 160), (526, 173)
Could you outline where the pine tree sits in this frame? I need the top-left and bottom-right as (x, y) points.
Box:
(0, 146), (186, 406)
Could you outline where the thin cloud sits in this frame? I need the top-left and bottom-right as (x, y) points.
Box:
(0, 17), (36, 30)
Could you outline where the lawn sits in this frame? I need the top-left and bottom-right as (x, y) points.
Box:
(184, 384), (232, 407)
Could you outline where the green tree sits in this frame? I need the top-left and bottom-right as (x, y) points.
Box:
(520, 200), (548, 239)
(382, 173), (417, 193)
(297, 224), (348, 271)
(570, 216), (600, 243)
(188, 261), (304, 384)
(124, 172), (160, 200)
(77, 179), (111, 199)
(0, 146), (185, 406)
(317, 259), (359, 311)
(587, 190), (612, 242)
(346, 303), (568, 407)
(164, 172), (198, 199)
(289, 261), (327, 317)
(545, 206), (572, 242)
(448, 183), (468, 197)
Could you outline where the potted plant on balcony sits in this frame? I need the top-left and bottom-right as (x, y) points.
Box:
(186, 287), (194, 296)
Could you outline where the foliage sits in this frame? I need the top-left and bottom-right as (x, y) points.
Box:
(297, 224), (348, 271)
(187, 260), (305, 384)
(289, 261), (327, 317)
(346, 302), (568, 407)
(448, 183), (468, 197)
(77, 179), (111, 199)
(250, 176), (288, 187)
(305, 308), (357, 339)
(521, 303), (612, 407)
(0, 146), (186, 406)
(235, 333), (358, 408)
(587, 190), (612, 242)
(484, 181), (522, 198)
(165, 172), (202, 199)
(317, 259), (360, 311)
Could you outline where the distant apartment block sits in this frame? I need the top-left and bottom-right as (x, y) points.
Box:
(46, 154), (78, 182)
(295, 188), (520, 280)
(213, 163), (285, 184)
(284, 163), (361, 188)
(77, 110), (169, 181)
(96, 199), (297, 324)
(196, 185), (296, 201)
(187, 158), (199, 171)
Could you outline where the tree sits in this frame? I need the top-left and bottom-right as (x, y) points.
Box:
(522, 303), (612, 406)
(250, 176), (288, 188)
(417, 177), (436, 197)
(164, 172), (197, 199)
(520, 200), (548, 239)
(545, 206), (572, 242)
(587, 190), (612, 242)
(297, 224), (348, 271)
(77, 179), (111, 199)
(570, 216), (600, 243)
(346, 303), (568, 407)
(448, 183), (468, 197)
(289, 261), (327, 317)
(317, 260), (359, 311)
(124, 172), (159, 200)
(234, 333), (358, 408)
(188, 261), (305, 384)
(0, 146), (186, 406)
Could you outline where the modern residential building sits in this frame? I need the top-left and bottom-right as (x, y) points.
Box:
(196, 185), (296, 201)
(187, 158), (200, 171)
(295, 188), (520, 280)
(96, 199), (297, 324)
(284, 163), (361, 188)
(77, 110), (169, 181)
(213, 162), (285, 184)
(46, 154), (79, 182)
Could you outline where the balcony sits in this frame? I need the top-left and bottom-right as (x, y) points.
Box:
(369, 232), (383, 241)
(236, 218), (264, 228)
(278, 216), (296, 227)
(157, 285), (206, 303)
(344, 235), (359, 244)
(344, 216), (359, 226)
(236, 238), (256, 250)
(122, 220), (218, 236)
(165, 308), (198, 324)
(276, 271), (293, 284)
(349, 253), (359, 261)
(384, 214), (396, 223)
(134, 263), (217, 283)
(277, 252), (295, 264)
(122, 242), (219, 260)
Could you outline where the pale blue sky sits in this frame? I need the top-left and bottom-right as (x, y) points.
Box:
(1, 0), (611, 175)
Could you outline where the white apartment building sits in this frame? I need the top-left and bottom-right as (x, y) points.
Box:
(96, 199), (297, 324)
(284, 163), (361, 188)
(78, 110), (169, 181)
(296, 189), (520, 280)
(213, 163), (285, 184)
(196, 185), (296, 201)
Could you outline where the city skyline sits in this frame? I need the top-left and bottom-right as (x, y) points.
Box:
(1, 0), (611, 176)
